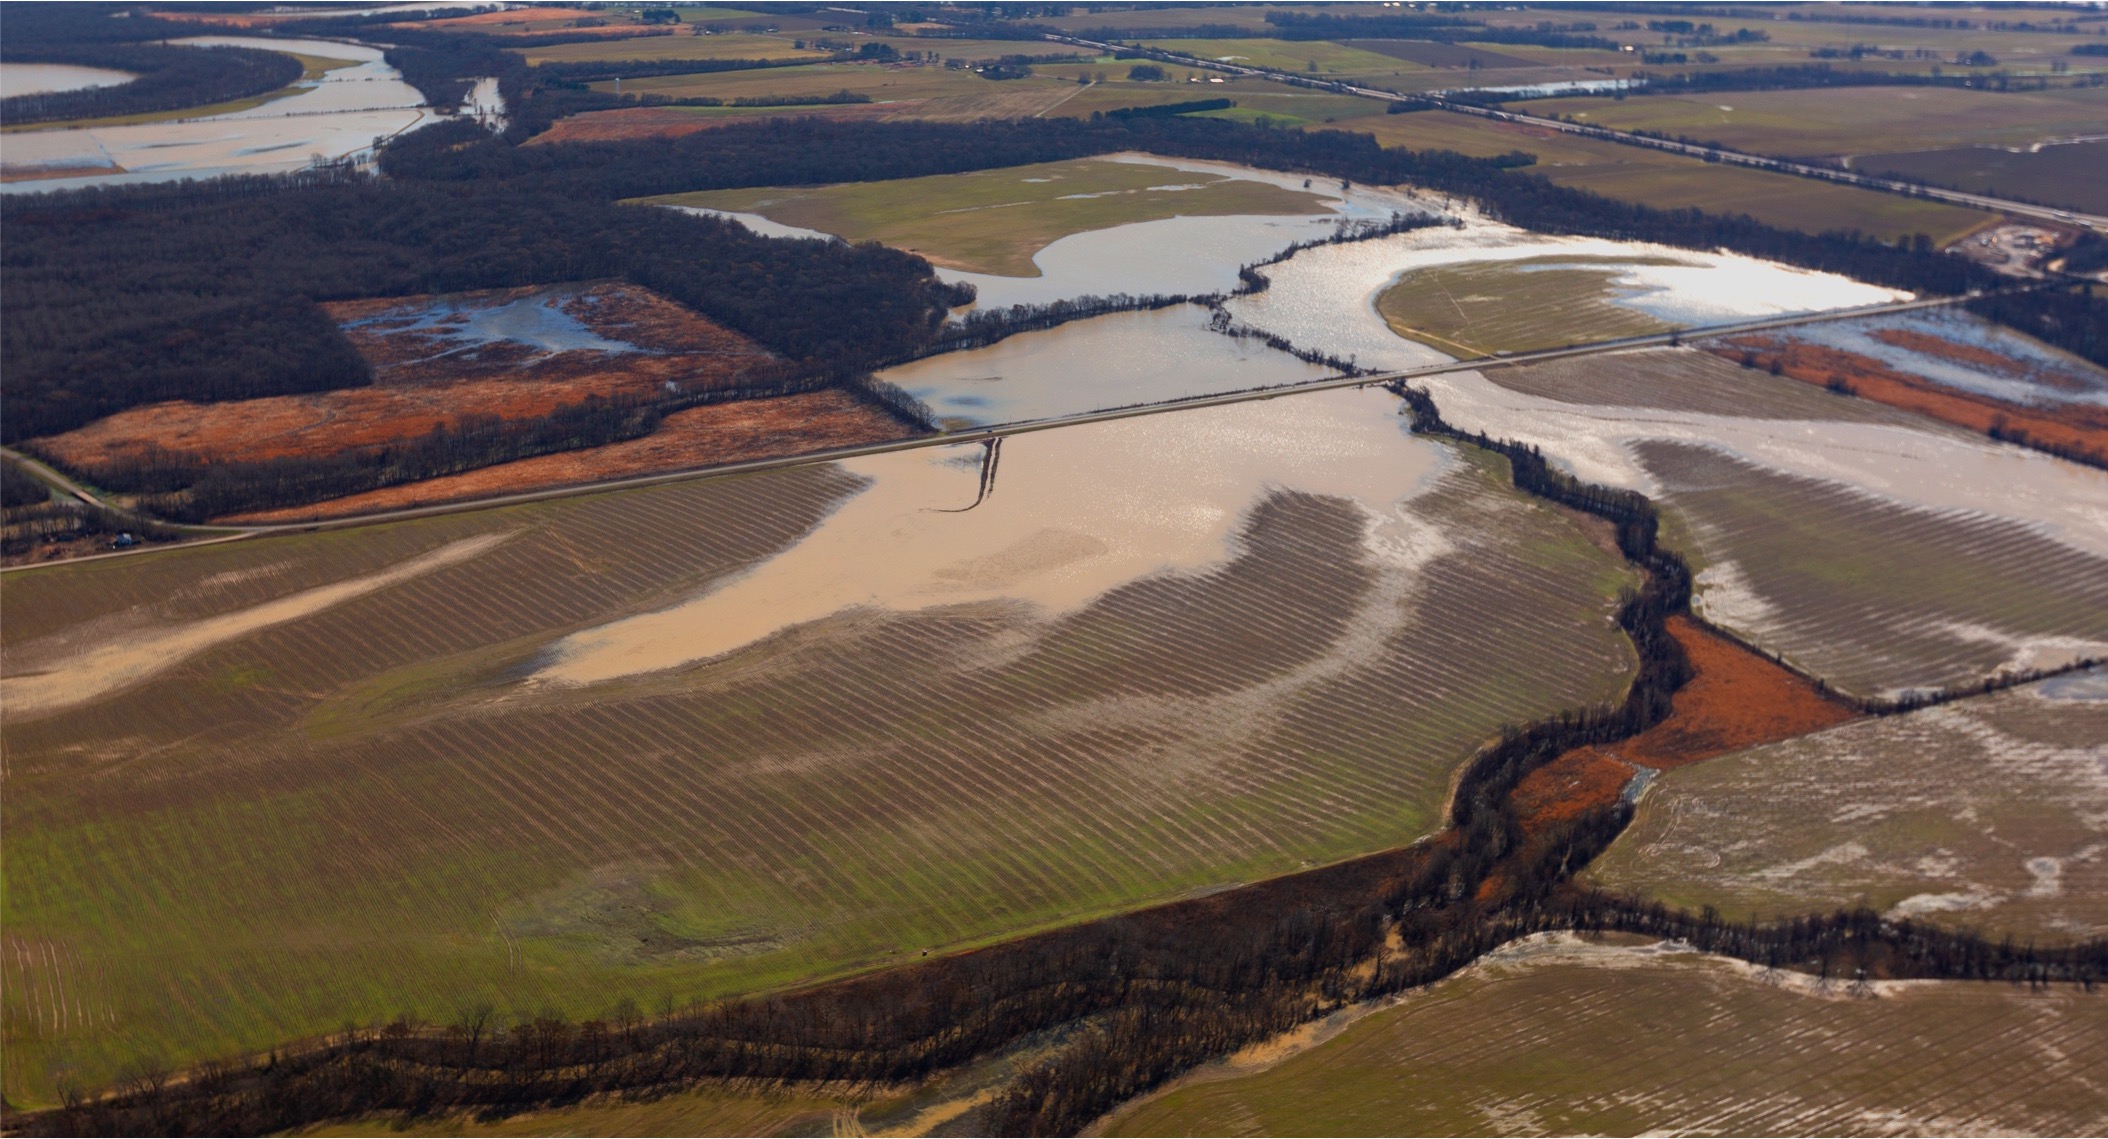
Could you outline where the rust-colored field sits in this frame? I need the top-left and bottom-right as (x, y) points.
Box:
(1508, 617), (1858, 847)
(1711, 338), (2108, 463)
(218, 391), (907, 523)
(34, 283), (780, 475)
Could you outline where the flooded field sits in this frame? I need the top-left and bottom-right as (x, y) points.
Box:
(1106, 933), (2108, 1137)
(1592, 677), (2108, 939)
(1223, 222), (1907, 374)
(1742, 306), (2108, 411)
(1, 394), (1641, 1103)
(0, 63), (135, 99)
(0, 36), (429, 190)
(875, 305), (1330, 428)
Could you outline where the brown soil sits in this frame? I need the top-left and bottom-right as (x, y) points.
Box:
(1710, 339), (2108, 463)
(1506, 617), (1859, 846)
(217, 391), (907, 524)
(35, 284), (780, 474)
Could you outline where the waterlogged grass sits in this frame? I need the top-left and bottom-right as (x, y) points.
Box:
(1335, 110), (1992, 246)
(0, 446), (1637, 1107)
(1105, 936), (2108, 1137)
(1377, 256), (1679, 356)
(1590, 681), (2108, 939)
(644, 157), (1330, 275)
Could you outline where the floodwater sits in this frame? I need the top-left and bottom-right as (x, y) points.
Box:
(1776, 307), (2108, 410)
(345, 286), (653, 360)
(876, 304), (1332, 427)
(535, 388), (1450, 685)
(1423, 363), (2108, 560)
(0, 63), (136, 99)
(0, 35), (431, 191)
(1, 532), (510, 718)
(1222, 221), (1910, 375)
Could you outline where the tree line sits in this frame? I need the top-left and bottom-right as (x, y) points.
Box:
(1967, 286), (2108, 370)
(1, 167), (970, 443)
(21, 378), (2101, 1138)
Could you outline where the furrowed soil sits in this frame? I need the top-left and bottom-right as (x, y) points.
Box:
(0, 428), (1639, 1106)
(1712, 336), (2108, 465)
(31, 283), (779, 475)
(217, 391), (908, 524)
(1101, 934), (2108, 1137)
(1592, 676), (2108, 939)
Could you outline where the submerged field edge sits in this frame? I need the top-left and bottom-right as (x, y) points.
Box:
(0, 289), (1997, 578)
(18, 375), (2103, 1139)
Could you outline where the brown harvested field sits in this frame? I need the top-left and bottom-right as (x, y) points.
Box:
(31, 283), (780, 475)
(1104, 935), (2108, 1138)
(1485, 346), (1926, 425)
(1713, 336), (2108, 465)
(218, 392), (908, 523)
(1591, 676), (2108, 939)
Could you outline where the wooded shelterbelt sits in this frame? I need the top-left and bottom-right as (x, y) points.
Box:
(1967, 285), (2108, 370)
(19, 380), (2102, 1138)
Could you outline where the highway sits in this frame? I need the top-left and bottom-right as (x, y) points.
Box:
(1, 288), (1992, 573)
(1047, 34), (2108, 235)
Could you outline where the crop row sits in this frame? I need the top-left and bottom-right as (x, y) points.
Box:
(1, 455), (1637, 1102)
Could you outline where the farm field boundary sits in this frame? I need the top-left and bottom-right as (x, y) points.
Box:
(18, 369), (2103, 1138)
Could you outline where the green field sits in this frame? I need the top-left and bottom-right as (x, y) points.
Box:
(1642, 441), (2108, 697)
(1340, 111), (1993, 245)
(1590, 680), (2108, 938)
(0, 440), (1638, 1105)
(644, 157), (1331, 275)
(1106, 935), (2108, 1136)
(1527, 86), (2108, 160)
(1377, 256), (1681, 356)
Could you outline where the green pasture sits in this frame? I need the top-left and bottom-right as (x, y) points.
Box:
(1139, 37), (1428, 78)
(518, 32), (826, 65)
(643, 157), (1332, 275)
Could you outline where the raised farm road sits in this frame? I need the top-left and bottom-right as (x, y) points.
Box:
(0, 289), (2000, 574)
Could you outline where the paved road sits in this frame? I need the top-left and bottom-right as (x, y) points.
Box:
(1050, 34), (2108, 234)
(3, 289), (1989, 574)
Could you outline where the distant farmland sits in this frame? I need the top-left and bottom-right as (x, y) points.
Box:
(1858, 140), (2108, 216)
(1590, 679), (2108, 939)
(0, 437), (1638, 1104)
(1335, 110), (1992, 246)
(1105, 935), (2108, 1137)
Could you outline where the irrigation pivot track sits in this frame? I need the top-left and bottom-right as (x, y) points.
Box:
(0, 290), (1996, 573)
(1049, 34), (2108, 235)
